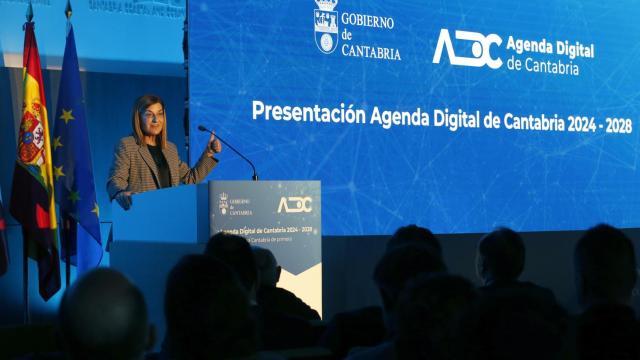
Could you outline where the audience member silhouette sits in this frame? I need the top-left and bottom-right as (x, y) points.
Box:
(476, 227), (555, 303)
(163, 254), (256, 359)
(343, 243), (447, 359)
(574, 224), (640, 360)
(386, 224), (443, 256)
(205, 232), (259, 300)
(321, 225), (445, 359)
(394, 274), (478, 360)
(205, 232), (316, 350)
(374, 244), (447, 322)
(58, 268), (154, 360)
(252, 246), (321, 321)
(574, 224), (637, 309)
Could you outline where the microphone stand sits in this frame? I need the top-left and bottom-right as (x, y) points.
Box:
(198, 126), (258, 181)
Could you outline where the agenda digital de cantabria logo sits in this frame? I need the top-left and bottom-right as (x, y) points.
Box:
(432, 28), (595, 77)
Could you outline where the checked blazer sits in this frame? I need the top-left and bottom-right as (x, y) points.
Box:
(106, 136), (218, 200)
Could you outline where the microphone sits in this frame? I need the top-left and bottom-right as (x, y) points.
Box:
(198, 125), (258, 181)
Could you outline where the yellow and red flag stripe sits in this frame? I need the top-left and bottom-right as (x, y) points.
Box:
(10, 21), (60, 301)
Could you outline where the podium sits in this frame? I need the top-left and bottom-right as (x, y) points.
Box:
(110, 181), (322, 350)
(111, 183), (210, 243)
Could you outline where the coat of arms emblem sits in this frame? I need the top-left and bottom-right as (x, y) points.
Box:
(219, 192), (229, 215)
(314, 0), (339, 54)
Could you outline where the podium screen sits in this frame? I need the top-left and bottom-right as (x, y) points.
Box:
(189, 0), (640, 235)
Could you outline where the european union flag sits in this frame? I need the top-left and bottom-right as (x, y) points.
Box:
(52, 24), (102, 274)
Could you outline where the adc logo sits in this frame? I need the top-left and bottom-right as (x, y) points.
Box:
(219, 192), (229, 215)
(314, 0), (339, 54)
(432, 29), (503, 69)
(278, 196), (313, 213)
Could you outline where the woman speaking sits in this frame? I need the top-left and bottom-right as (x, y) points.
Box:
(107, 94), (221, 210)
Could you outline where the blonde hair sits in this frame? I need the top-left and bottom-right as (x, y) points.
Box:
(131, 94), (167, 148)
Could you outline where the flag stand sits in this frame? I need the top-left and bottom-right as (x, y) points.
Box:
(61, 213), (76, 286)
(22, 228), (30, 324)
(63, 215), (71, 287)
(65, 242), (70, 287)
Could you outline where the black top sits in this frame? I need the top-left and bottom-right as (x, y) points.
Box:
(147, 144), (171, 189)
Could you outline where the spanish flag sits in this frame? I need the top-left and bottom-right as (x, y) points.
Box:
(9, 20), (61, 301)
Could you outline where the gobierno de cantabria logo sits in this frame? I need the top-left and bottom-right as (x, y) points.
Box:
(314, 0), (339, 54)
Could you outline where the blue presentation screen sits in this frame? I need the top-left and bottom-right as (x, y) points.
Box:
(189, 0), (640, 235)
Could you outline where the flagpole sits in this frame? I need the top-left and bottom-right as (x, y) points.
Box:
(22, 229), (30, 324)
(61, 212), (79, 287)
(64, 216), (71, 286)
(64, 0), (73, 288)
(183, 0), (190, 164)
(21, 1), (34, 326)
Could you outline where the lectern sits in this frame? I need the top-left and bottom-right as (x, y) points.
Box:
(110, 181), (322, 350)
